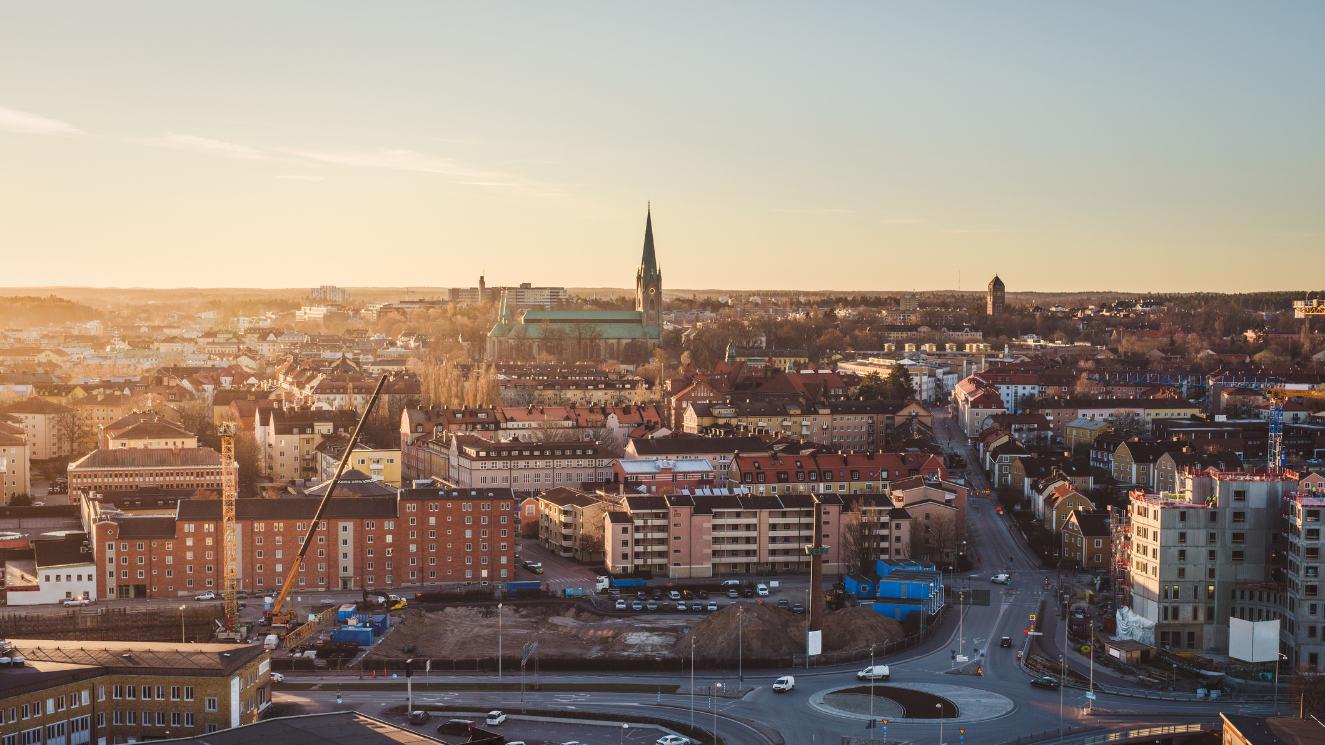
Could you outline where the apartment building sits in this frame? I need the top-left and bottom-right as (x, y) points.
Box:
(1127, 471), (1296, 651)
(101, 415), (197, 450)
(1282, 474), (1325, 672)
(602, 490), (921, 579)
(443, 433), (615, 494)
(0, 419), (31, 501)
(623, 436), (771, 473)
(0, 398), (75, 461)
(536, 487), (615, 561)
(67, 447), (225, 494)
(682, 399), (927, 451)
(255, 409), (357, 483)
(313, 435), (401, 487)
(729, 450), (946, 498)
(1061, 509), (1112, 570)
(0, 638), (270, 745)
(89, 487), (517, 598)
(612, 457), (715, 494)
(951, 376), (1007, 437)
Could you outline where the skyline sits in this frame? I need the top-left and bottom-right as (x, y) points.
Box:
(3, 2), (1324, 292)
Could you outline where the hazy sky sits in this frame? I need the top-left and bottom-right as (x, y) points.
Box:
(2, 2), (1322, 292)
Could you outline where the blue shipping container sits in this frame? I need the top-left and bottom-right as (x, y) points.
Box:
(336, 604), (357, 623)
(331, 626), (375, 646)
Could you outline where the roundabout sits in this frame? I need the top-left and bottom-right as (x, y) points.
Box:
(809, 682), (1016, 724)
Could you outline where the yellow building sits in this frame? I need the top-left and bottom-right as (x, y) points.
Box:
(102, 415), (199, 450)
(314, 435), (401, 487)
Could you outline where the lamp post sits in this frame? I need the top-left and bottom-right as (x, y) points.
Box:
(178, 605), (186, 644)
(937, 702), (944, 745)
(737, 604), (744, 683)
(689, 635), (695, 727)
(1057, 653), (1064, 739)
(619, 723), (628, 745)
(1087, 620), (1095, 714)
(713, 682), (722, 742)
(869, 645), (876, 741)
(1274, 651), (1287, 715)
(497, 602), (503, 681)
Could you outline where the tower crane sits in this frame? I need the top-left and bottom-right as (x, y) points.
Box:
(263, 373), (388, 638)
(217, 424), (240, 640)
(1267, 386), (1325, 472)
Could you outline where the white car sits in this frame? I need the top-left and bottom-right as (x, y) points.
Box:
(656, 737), (692, 745)
(485, 711), (507, 726)
(62, 598), (92, 607)
(615, 599), (628, 611)
(991, 574), (1011, 585)
(755, 583), (769, 597)
(269, 672), (284, 683)
(194, 591), (217, 601)
(772, 675), (795, 692)
(856, 665), (891, 681)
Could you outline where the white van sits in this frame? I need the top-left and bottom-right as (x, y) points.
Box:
(856, 665), (890, 681)
(991, 573), (1011, 585)
(772, 675), (795, 692)
(755, 583), (769, 597)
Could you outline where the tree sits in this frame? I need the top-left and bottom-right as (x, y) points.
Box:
(857, 372), (887, 400)
(53, 410), (92, 458)
(841, 500), (888, 576)
(234, 431), (260, 498)
(911, 511), (960, 567)
(884, 366), (917, 400)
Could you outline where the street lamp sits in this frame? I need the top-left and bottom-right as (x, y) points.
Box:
(869, 645), (876, 741)
(1274, 651), (1288, 715)
(936, 702), (944, 745)
(713, 682), (722, 742)
(1057, 653), (1064, 739)
(497, 602), (503, 681)
(737, 604), (744, 683)
(619, 723), (628, 745)
(178, 605), (186, 644)
(689, 636), (695, 727)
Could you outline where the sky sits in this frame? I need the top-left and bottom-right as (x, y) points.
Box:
(1, 2), (1323, 293)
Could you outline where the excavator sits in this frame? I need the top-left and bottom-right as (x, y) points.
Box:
(261, 373), (388, 640)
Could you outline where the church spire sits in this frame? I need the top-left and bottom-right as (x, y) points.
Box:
(640, 203), (659, 281)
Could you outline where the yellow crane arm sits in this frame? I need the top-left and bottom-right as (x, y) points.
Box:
(268, 373), (388, 622)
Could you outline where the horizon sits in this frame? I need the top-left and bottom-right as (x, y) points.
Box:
(3, 3), (1323, 292)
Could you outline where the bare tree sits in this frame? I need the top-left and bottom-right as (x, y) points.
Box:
(911, 511), (960, 567)
(841, 499), (888, 576)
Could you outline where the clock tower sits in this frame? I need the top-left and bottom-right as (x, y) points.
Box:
(635, 204), (663, 335)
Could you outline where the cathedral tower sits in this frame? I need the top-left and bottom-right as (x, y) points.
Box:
(636, 205), (663, 334)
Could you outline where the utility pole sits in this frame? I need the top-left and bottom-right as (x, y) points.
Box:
(690, 635), (695, 727)
(1087, 620), (1095, 715)
(737, 604), (743, 683)
(497, 602), (503, 681)
(869, 644), (876, 741)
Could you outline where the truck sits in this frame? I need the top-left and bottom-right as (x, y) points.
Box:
(595, 576), (648, 593)
(503, 580), (542, 597)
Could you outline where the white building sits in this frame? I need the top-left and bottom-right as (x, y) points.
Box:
(5, 532), (97, 606)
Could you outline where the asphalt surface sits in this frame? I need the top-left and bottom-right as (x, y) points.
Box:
(271, 408), (1264, 745)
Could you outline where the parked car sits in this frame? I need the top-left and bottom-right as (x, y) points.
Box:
(791, 602), (805, 613)
(436, 719), (475, 735)
(720, 579), (741, 587)
(646, 600), (659, 611)
(741, 587), (755, 598)
(656, 736), (691, 745)
(696, 590), (709, 599)
(407, 710), (430, 725)
(1000, 636), (1013, 648)
(772, 675), (795, 692)
(675, 601), (688, 612)
(631, 601), (643, 612)
(856, 665), (891, 681)
(991, 573), (1011, 585)
(669, 590), (682, 601)
(485, 711), (507, 726)
(777, 598), (790, 609)
(194, 591), (217, 601)
(690, 602), (704, 612)
(62, 597), (91, 607)
(726, 589), (740, 599)
(755, 583), (769, 597)
(269, 672), (285, 684)
(1030, 676), (1060, 690)
(706, 601), (718, 612)
(525, 562), (543, 574)
(615, 599), (628, 611)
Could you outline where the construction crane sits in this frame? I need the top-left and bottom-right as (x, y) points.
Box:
(1267, 386), (1325, 472)
(264, 373), (388, 637)
(218, 424), (240, 639)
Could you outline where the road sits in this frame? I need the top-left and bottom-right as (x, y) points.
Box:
(272, 407), (1261, 744)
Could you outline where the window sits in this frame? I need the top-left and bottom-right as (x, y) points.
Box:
(205, 696), (218, 712)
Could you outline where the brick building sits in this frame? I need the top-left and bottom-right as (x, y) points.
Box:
(67, 447), (225, 494)
(90, 487), (516, 599)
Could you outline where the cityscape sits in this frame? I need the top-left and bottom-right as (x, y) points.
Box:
(1, 4), (1324, 745)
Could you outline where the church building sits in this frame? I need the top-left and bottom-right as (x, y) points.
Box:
(485, 208), (663, 362)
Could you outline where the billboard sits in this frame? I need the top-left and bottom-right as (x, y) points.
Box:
(1229, 617), (1280, 663)
(807, 629), (822, 657)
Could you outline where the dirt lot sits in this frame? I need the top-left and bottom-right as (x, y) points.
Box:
(366, 601), (906, 666)
(366, 603), (692, 662)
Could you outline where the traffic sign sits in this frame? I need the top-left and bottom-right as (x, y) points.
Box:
(1027, 631), (1044, 636)
(1029, 613), (1037, 622)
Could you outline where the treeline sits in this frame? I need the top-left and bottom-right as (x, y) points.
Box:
(0, 295), (101, 327)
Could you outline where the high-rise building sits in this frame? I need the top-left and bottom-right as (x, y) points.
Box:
(987, 275), (1005, 317)
(311, 285), (349, 303)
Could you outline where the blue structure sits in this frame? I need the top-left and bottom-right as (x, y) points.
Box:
(868, 598), (932, 621)
(843, 560), (946, 621)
